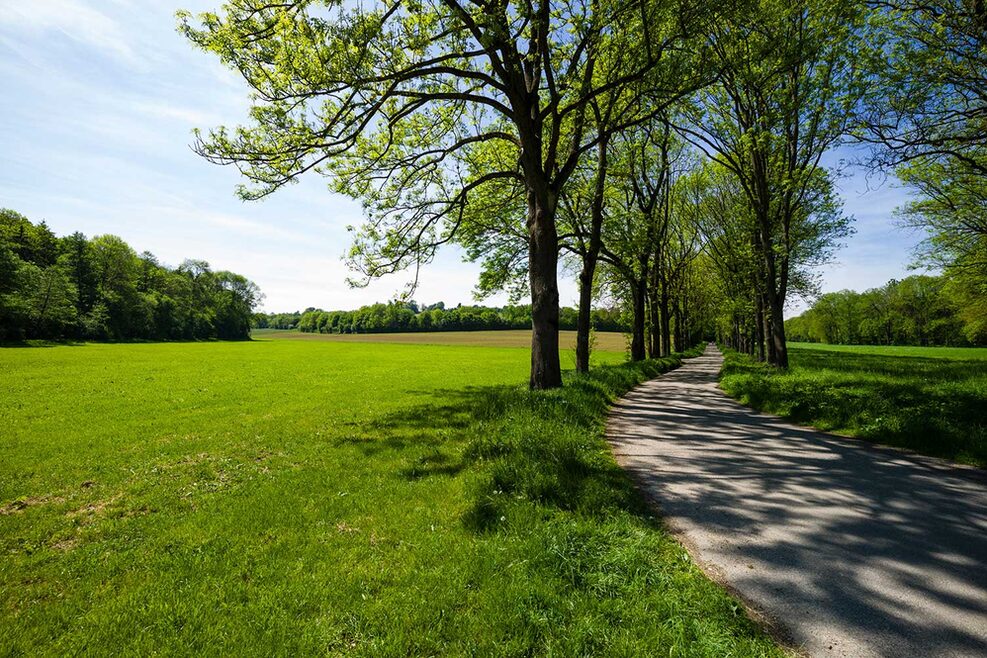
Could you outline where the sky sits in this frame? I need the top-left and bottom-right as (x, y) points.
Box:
(0, 1), (923, 315)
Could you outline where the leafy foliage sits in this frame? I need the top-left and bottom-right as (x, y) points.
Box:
(294, 301), (627, 334)
(785, 275), (984, 346)
(0, 209), (262, 341)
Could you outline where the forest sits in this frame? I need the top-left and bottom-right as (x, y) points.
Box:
(785, 275), (987, 346)
(0, 209), (262, 341)
(269, 303), (627, 334)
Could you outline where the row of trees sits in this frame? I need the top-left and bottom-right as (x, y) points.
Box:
(182, 0), (986, 387)
(289, 302), (627, 335)
(252, 311), (303, 330)
(0, 209), (262, 341)
(785, 275), (986, 347)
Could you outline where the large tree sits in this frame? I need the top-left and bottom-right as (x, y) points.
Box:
(864, 0), (987, 308)
(180, 0), (708, 388)
(679, 0), (866, 367)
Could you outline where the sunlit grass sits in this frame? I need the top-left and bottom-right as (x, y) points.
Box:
(254, 328), (632, 354)
(720, 344), (987, 467)
(1, 340), (779, 656)
(788, 341), (987, 361)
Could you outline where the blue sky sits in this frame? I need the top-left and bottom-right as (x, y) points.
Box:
(0, 1), (922, 314)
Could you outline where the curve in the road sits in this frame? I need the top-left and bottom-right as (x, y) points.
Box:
(606, 345), (987, 658)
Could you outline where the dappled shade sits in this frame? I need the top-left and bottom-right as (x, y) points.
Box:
(608, 348), (987, 655)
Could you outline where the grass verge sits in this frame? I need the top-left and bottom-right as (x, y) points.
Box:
(2, 340), (778, 655)
(719, 345), (987, 468)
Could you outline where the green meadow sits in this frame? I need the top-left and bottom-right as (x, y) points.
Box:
(0, 338), (779, 656)
(719, 342), (987, 467)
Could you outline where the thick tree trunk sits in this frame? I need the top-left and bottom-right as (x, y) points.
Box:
(755, 209), (789, 369)
(768, 296), (788, 368)
(528, 188), (563, 389)
(681, 285), (691, 349)
(761, 258), (787, 367)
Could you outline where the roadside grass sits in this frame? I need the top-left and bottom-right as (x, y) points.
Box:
(1, 340), (779, 656)
(255, 328), (631, 353)
(719, 344), (987, 468)
(788, 341), (987, 361)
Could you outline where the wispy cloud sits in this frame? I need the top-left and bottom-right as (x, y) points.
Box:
(0, 0), (142, 67)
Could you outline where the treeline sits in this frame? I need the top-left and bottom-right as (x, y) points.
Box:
(288, 302), (628, 334)
(252, 311), (302, 330)
(0, 209), (262, 341)
(785, 275), (986, 347)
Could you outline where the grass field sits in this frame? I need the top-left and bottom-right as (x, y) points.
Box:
(789, 341), (987, 360)
(254, 328), (631, 354)
(0, 338), (779, 656)
(719, 342), (987, 468)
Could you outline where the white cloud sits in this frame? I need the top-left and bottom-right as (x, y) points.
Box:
(133, 100), (223, 127)
(190, 210), (316, 244)
(0, 0), (141, 66)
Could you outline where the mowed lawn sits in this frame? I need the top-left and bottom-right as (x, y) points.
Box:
(255, 328), (630, 354)
(0, 339), (779, 656)
(720, 342), (987, 467)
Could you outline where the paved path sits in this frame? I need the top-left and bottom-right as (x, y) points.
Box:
(606, 345), (987, 657)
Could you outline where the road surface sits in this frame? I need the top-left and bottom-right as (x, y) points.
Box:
(606, 345), (987, 657)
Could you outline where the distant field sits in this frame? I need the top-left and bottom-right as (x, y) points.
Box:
(721, 342), (987, 467)
(0, 340), (776, 655)
(254, 328), (630, 353)
(788, 341), (987, 360)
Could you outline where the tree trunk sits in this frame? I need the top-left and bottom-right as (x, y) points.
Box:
(528, 188), (563, 389)
(575, 136), (608, 374)
(659, 284), (671, 357)
(681, 285), (691, 349)
(764, 296), (777, 364)
(673, 300), (684, 353)
(575, 258), (595, 374)
(630, 280), (647, 361)
(756, 210), (789, 369)
(754, 293), (766, 362)
(647, 275), (660, 359)
(768, 297), (788, 368)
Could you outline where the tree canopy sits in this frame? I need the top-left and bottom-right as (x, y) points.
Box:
(180, 0), (987, 376)
(0, 209), (262, 342)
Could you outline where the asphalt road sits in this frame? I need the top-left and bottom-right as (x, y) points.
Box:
(606, 345), (987, 657)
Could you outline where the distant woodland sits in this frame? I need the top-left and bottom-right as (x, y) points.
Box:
(785, 275), (986, 347)
(255, 303), (628, 334)
(0, 209), (262, 342)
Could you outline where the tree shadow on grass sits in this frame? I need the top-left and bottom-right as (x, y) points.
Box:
(341, 360), (681, 529)
(790, 347), (987, 379)
(723, 348), (987, 467)
(0, 339), (86, 348)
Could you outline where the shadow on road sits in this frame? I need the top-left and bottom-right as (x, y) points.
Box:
(608, 349), (987, 656)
